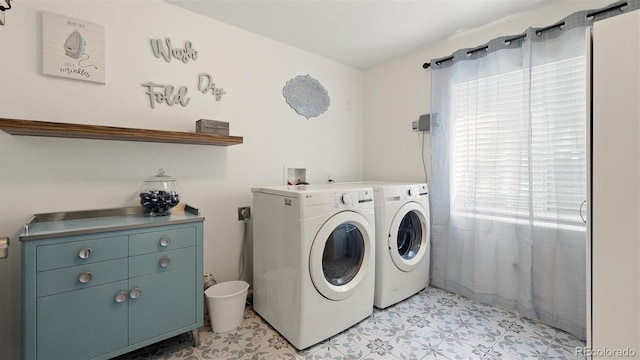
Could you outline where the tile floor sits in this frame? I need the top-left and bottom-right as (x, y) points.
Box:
(115, 287), (585, 360)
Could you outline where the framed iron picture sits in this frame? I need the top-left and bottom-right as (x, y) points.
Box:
(42, 11), (105, 84)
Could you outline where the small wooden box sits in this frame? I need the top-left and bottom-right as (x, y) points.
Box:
(196, 119), (229, 136)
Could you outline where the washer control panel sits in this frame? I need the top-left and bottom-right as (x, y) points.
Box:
(340, 193), (355, 206)
(333, 189), (373, 209)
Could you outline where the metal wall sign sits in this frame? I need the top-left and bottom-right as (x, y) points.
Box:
(198, 73), (226, 101)
(150, 38), (198, 64)
(142, 82), (190, 109)
(142, 74), (227, 109)
(144, 38), (227, 109)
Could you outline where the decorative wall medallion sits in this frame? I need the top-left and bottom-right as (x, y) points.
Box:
(42, 11), (105, 83)
(282, 75), (330, 119)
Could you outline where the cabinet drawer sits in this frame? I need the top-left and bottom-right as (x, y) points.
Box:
(129, 247), (196, 278)
(37, 235), (128, 272)
(37, 258), (128, 297)
(129, 226), (195, 255)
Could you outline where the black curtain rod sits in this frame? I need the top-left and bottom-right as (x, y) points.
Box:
(587, 1), (627, 18)
(466, 45), (489, 56)
(504, 33), (526, 45)
(422, 1), (628, 69)
(535, 21), (565, 36)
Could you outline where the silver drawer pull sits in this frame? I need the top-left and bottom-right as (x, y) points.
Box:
(129, 287), (142, 299)
(114, 291), (128, 303)
(159, 257), (171, 268)
(159, 237), (171, 247)
(78, 272), (93, 284)
(78, 248), (93, 259)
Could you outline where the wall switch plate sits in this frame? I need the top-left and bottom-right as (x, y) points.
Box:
(412, 121), (418, 131)
(325, 173), (334, 183)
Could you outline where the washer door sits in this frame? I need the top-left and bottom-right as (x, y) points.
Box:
(389, 202), (429, 272)
(309, 211), (372, 301)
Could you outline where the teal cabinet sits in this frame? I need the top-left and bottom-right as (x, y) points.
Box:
(20, 206), (204, 360)
(129, 266), (196, 344)
(37, 280), (129, 359)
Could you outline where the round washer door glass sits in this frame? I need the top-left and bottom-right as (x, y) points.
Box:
(322, 223), (364, 286)
(397, 211), (422, 261)
(388, 202), (429, 272)
(310, 211), (373, 301)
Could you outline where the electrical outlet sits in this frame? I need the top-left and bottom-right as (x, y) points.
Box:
(326, 173), (334, 183)
(238, 206), (251, 221)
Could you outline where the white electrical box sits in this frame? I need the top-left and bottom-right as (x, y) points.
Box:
(418, 114), (430, 131)
(284, 165), (307, 185)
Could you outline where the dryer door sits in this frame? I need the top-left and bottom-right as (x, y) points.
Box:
(309, 211), (373, 301)
(388, 202), (429, 272)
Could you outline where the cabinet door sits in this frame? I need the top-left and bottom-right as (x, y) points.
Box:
(37, 280), (128, 359)
(592, 11), (640, 354)
(128, 266), (196, 344)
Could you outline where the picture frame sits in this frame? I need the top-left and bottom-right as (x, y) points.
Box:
(42, 11), (105, 84)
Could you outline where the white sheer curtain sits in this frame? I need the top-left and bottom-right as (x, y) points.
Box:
(430, 24), (587, 339)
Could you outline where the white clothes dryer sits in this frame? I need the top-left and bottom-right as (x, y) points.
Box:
(336, 181), (430, 309)
(251, 184), (375, 350)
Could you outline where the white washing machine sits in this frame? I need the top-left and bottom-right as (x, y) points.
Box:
(251, 184), (375, 350)
(336, 181), (430, 309)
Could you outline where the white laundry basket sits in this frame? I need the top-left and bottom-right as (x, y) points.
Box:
(205, 280), (249, 333)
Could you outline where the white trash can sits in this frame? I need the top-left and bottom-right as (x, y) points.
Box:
(205, 280), (250, 333)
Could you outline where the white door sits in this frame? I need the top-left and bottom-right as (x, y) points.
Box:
(309, 211), (372, 301)
(388, 202), (429, 272)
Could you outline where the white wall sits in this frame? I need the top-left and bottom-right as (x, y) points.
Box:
(0, 1), (363, 358)
(362, 0), (611, 183)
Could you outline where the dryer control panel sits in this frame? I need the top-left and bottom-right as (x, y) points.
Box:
(407, 184), (429, 199)
(377, 183), (429, 206)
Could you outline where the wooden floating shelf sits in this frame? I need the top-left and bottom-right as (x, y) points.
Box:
(0, 118), (243, 146)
